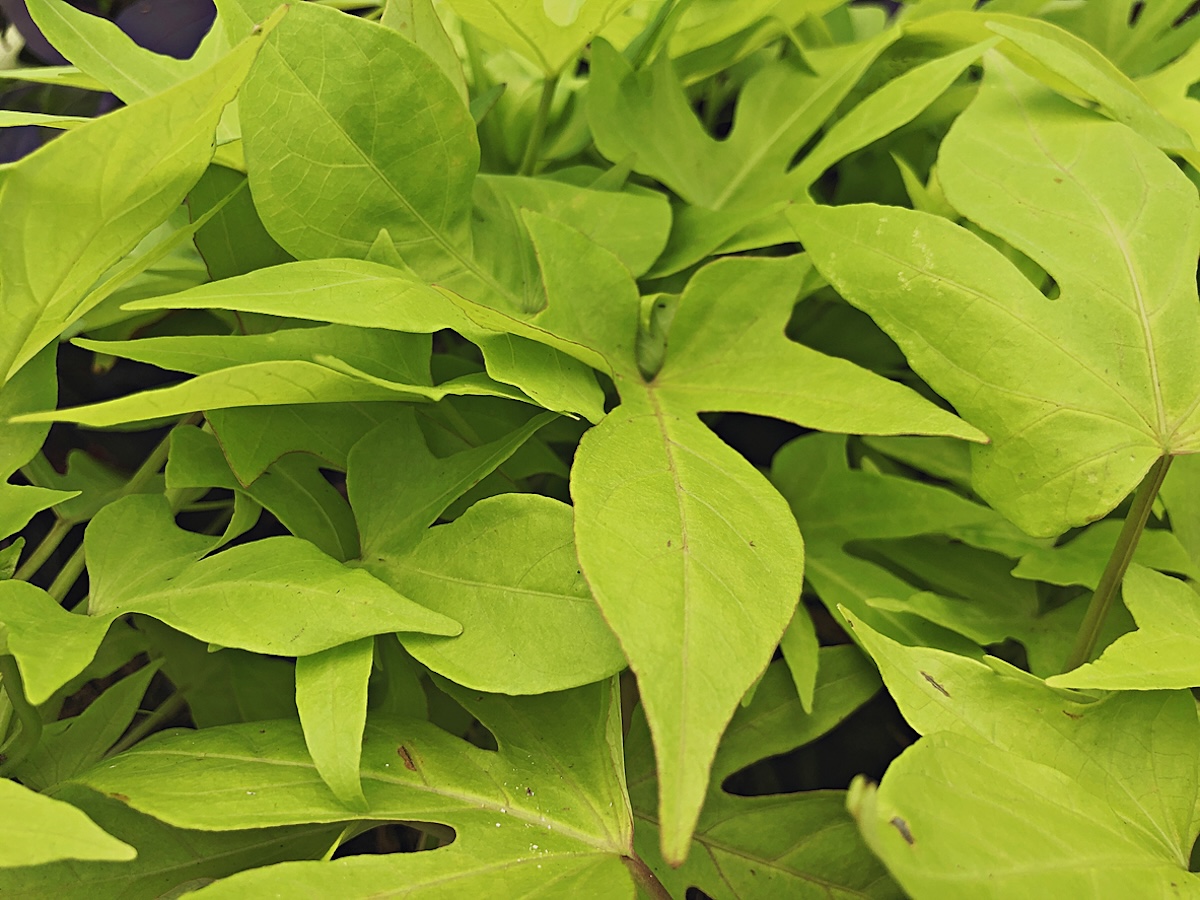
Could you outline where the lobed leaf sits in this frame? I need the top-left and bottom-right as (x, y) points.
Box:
(791, 53), (1200, 536)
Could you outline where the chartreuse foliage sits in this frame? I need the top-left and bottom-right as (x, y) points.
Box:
(2, 0), (1200, 896)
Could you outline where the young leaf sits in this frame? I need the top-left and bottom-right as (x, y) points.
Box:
(791, 53), (1200, 536)
(75, 680), (636, 897)
(295, 637), (374, 810)
(374, 492), (625, 694)
(349, 408), (555, 558)
(0, 779), (134, 866)
(381, 0), (468, 104)
(445, 0), (636, 77)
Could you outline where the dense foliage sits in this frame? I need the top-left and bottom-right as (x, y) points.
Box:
(2, 0), (1200, 896)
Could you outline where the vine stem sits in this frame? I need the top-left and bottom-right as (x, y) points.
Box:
(0, 654), (42, 776)
(1063, 454), (1173, 672)
(13, 517), (70, 582)
(518, 73), (559, 176)
(623, 853), (673, 900)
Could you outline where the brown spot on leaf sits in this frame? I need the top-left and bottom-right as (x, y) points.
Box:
(110, 793), (130, 803)
(890, 816), (915, 845)
(397, 746), (417, 771)
(1062, 710), (1082, 720)
(921, 671), (950, 697)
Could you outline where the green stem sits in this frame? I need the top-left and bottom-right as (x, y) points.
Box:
(623, 853), (672, 900)
(1063, 454), (1173, 672)
(125, 414), (199, 496)
(0, 655), (42, 776)
(14, 517), (70, 582)
(47, 543), (85, 605)
(104, 689), (188, 758)
(518, 74), (559, 176)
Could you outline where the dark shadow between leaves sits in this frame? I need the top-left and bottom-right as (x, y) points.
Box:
(332, 821), (456, 858)
(721, 689), (916, 796)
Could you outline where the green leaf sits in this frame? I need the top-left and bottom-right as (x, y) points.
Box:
(647, 259), (985, 440)
(207, 402), (408, 484)
(850, 730), (1200, 899)
(25, 0), (212, 103)
(1161, 453), (1200, 566)
(790, 53), (1200, 536)
(572, 401), (805, 862)
(1042, 0), (1200, 78)
(188, 164), (292, 280)
(847, 611), (1199, 865)
(240, 4), (479, 279)
(295, 637), (374, 810)
(0, 66), (105, 90)
(469, 244), (980, 860)
(628, 648), (897, 898)
(77, 325), (433, 383)
(0, 14), (275, 383)
(121, 259), (606, 421)
(15, 359), (530, 428)
(1047, 566), (1200, 690)
(0, 581), (110, 706)
(12, 662), (160, 791)
(138, 618), (297, 729)
(445, 0), (635, 77)
(1013, 520), (1199, 588)
(0, 785), (342, 898)
(588, 33), (894, 211)
(381, 0), (469, 105)
(349, 408), (554, 559)
(770, 433), (1034, 649)
(373, 493), (624, 694)
(480, 173), (671, 277)
(984, 18), (1191, 148)
(0, 110), (89, 128)
(0, 347), (76, 540)
(75, 680), (635, 898)
(0, 779), (134, 866)
(168, 426), (359, 561)
(84, 495), (460, 653)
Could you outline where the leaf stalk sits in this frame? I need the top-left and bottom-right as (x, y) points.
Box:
(13, 517), (70, 582)
(623, 852), (673, 900)
(0, 654), (42, 776)
(518, 74), (559, 176)
(1062, 454), (1173, 672)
